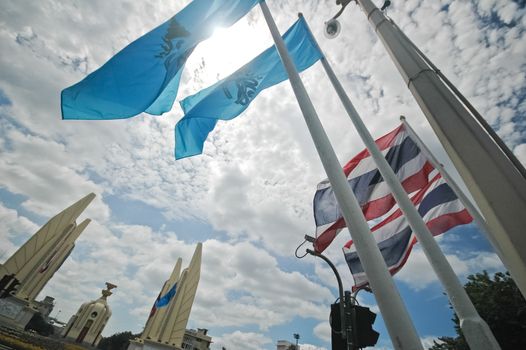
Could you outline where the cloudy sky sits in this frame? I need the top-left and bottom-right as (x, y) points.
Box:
(1, 0), (524, 349)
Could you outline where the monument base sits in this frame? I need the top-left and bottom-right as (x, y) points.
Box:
(128, 338), (182, 350)
(0, 297), (38, 330)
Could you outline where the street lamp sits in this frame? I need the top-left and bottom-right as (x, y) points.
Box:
(324, 0), (391, 39)
(323, 0), (352, 39)
(293, 333), (300, 349)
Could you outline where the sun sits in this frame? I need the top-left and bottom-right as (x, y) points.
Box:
(186, 16), (271, 87)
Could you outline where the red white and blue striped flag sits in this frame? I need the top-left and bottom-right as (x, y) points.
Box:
(313, 124), (437, 252)
(343, 174), (473, 291)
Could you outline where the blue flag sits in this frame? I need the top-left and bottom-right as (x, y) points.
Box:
(61, 0), (261, 120)
(155, 283), (177, 308)
(175, 17), (323, 159)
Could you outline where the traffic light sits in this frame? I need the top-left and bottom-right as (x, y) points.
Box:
(0, 274), (20, 298)
(330, 302), (346, 350)
(352, 305), (379, 348)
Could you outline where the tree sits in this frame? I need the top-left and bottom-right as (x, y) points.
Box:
(429, 271), (526, 350)
(97, 331), (140, 350)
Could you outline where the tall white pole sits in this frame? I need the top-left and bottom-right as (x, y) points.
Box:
(258, 3), (423, 349)
(301, 13), (500, 350)
(399, 116), (509, 263)
(354, 0), (526, 298)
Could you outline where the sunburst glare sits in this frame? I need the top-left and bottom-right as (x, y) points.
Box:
(184, 17), (270, 89)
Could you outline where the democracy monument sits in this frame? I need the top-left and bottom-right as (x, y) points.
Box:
(0, 194), (208, 350)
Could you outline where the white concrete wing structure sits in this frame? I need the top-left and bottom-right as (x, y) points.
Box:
(19, 218), (91, 301)
(143, 258), (183, 341)
(0, 193), (95, 329)
(129, 243), (202, 350)
(0, 193), (95, 300)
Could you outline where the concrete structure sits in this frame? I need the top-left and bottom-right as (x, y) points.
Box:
(33, 296), (55, 319)
(129, 243), (202, 350)
(181, 329), (211, 350)
(62, 282), (116, 347)
(277, 340), (299, 350)
(0, 194), (95, 329)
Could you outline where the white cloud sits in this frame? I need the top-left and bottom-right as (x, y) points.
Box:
(514, 143), (526, 166)
(211, 330), (272, 350)
(0, 128), (110, 221)
(421, 335), (442, 349)
(313, 322), (331, 343)
(0, 202), (39, 259)
(395, 246), (505, 291)
(300, 344), (328, 350)
(190, 240), (333, 331)
(0, 0), (524, 348)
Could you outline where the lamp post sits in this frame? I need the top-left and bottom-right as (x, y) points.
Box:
(293, 333), (300, 349)
(304, 243), (379, 349)
(306, 248), (352, 350)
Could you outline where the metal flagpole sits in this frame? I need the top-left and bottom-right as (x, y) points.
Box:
(299, 14), (501, 350)
(352, 0), (526, 298)
(399, 116), (509, 262)
(258, 2), (423, 349)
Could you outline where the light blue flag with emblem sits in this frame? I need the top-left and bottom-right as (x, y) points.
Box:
(61, 0), (261, 120)
(175, 17), (323, 159)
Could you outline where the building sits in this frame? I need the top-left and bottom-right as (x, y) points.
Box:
(277, 340), (300, 350)
(33, 296), (55, 320)
(62, 282), (116, 347)
(181, 328), (212, 350)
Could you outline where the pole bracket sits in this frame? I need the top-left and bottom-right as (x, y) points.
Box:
(407, 68), (436, 88)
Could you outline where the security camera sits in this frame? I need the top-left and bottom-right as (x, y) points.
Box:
(324, 18), (341, 39)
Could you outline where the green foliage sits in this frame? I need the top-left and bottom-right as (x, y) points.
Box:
(429, 271), (526, 350)
(97, 331), (140, 350)
(24, 313), (54, 337)
(429, 336), (468, 350)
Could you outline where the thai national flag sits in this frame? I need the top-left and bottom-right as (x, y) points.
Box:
(147, 285), (164, 319)
(343, 174), (473, 291)
(313, 124), (437, 252)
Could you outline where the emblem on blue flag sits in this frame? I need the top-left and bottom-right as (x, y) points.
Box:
(222, 72), (263, 106)
(155, 18), (190, 60)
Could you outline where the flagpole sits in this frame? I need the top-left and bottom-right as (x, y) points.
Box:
(352, 0), (526, 298)
(399, 116), (509, 263)
(299, 14), (501, 350)
(258, 3), (423, 349)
